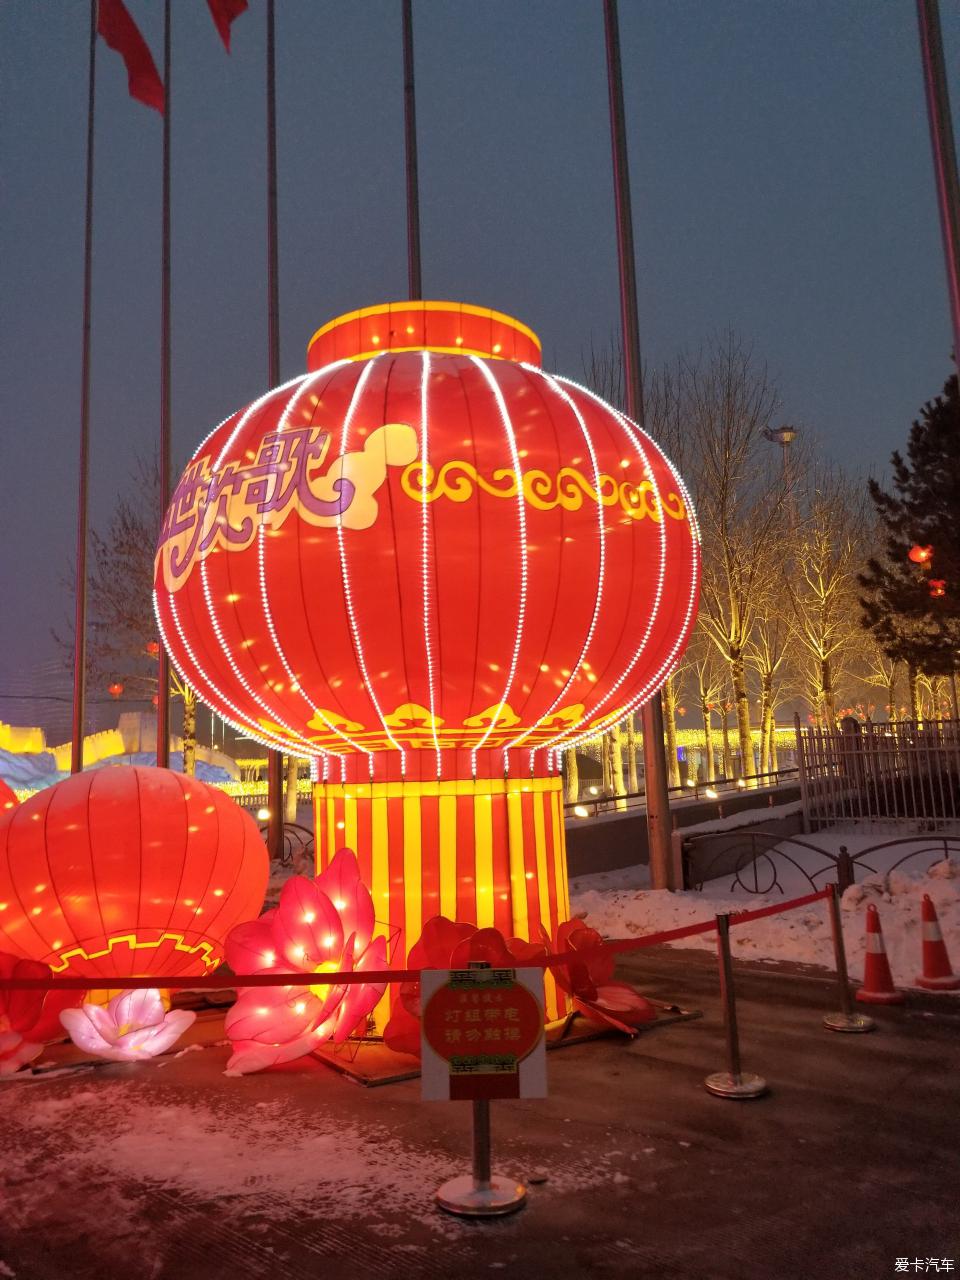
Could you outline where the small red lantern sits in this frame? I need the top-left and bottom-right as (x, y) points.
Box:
(0, 767), (269, 981)
(107, 681), (124, 699)
(909, 544), (933, 566)
(152, 693), (159, 708)
(145, 641), (160, 656)
(930, 579), (947, 598)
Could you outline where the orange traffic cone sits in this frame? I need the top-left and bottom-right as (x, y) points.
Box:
(855, 904), (904, 1004)
(915, 894), (960, 991)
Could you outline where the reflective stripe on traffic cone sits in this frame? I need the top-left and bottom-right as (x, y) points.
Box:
(916, 894), (960, 991)
(855, 904), (904, 1004)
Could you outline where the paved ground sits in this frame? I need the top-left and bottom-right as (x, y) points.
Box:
(2, 948), (958, 1280)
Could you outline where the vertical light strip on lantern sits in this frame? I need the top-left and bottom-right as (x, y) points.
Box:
(507, 367), (606, 761)
(157, 590), (292, 756)
(254, 362), (362, 760)
(335, 356), (404, 770)
(418, 350), (443, 776)
(467, 356), (528, 770)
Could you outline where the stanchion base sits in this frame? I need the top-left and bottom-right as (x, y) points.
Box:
(704, 1070), (767, 1099)
(436, 1175), (527, 1218)
(823, 1010), (876, 1033)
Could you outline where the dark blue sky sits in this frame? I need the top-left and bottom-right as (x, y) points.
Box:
(1, 0), (958, 717)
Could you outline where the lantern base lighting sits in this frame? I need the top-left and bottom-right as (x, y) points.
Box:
(435, 1174), (527, 1218)
(314, 764), (572, 1022)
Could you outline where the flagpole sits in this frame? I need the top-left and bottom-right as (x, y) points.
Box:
(602, 0), (674, 890)
(156, 0), (172, 768)
(402, 0), (422, 300)
(916, 0), (960, 367)
(71, 0), (98, 776)
(265, 0), (284, 858)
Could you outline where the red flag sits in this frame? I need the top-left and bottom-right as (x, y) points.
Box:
(206, 0), (248, 52)
(97, 0), (165, 114)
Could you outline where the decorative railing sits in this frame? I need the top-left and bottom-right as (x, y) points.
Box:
(682, 831), (960, 896)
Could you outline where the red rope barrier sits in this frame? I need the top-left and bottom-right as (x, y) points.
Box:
(726, 887), (830, 928)
(0, 886), (833, 992)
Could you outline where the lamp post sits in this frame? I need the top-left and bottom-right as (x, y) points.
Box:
(762, 424), (797, 483)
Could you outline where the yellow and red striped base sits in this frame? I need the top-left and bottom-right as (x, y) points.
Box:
(313, 773), (571, 1021)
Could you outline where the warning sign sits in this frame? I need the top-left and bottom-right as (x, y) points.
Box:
(420, 967), (547, 1101)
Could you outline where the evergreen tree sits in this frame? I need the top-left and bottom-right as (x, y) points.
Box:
(859, 373), (960, 681)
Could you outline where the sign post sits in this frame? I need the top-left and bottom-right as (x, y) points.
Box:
(421, 963), (547, 1217)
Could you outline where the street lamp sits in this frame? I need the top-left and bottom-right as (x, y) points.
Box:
(763, 424), (798, 477)
(764, 425), (799, 524)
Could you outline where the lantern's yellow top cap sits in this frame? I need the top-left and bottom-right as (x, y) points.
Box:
(307, 300), (542, 370)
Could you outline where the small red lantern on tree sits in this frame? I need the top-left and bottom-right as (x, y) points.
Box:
(145, 641), (160, 657)
(909, 544), (933, 567)
(929, 579), (947, 598)
(107, 681), (124, 699)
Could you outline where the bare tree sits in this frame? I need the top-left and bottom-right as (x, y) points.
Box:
(746, 608), (792, 776)
(675, 336), (788, 777)
(786, 468), (868, 725)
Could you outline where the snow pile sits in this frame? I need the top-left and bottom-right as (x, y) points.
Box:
(571, 840), (960, 990)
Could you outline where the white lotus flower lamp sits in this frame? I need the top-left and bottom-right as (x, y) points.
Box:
(60, 989), (196, 1062)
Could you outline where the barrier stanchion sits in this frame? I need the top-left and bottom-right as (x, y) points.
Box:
(436, 1097), (526, 1218)
(704, 913), (767, 1099)
(823, 882), (875, 1033)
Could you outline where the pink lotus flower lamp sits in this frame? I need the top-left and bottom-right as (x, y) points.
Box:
(223, 849), (387, 1074)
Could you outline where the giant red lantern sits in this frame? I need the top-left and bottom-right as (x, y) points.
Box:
(154, 302), (700, 1016)
(0, 767), (268, 981)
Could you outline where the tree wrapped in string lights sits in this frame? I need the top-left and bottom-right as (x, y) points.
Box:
(153, 301), (700, 1019)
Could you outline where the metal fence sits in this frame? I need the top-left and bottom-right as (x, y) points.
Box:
(796, 716), (960, 830)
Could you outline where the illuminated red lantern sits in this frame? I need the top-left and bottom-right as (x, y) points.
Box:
(107, 681), (124, 699)
(152, 693), (159, 708)
(153, 301), (700, 1014)
(0, 779), (17, 815)
(909, 544), (933, 566)
(0, 767), (268, 981)
(145, 640), (161, 656)
(930, 579), (947, 598)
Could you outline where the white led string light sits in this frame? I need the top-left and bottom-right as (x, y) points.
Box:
(199, 387), (330, 759)
(253, 361), (367, 761)
(154, 367), (350, 765)
(156, 588), (293, 757)
(335, 356), (405, 770)
(169, 374), (314, 753)
(536, 375), (670, 754)
(548, 381), (701, 750)
(418, 351), (443, 776)
(468, 356), (528, 772)
(504, 365), (606, 762)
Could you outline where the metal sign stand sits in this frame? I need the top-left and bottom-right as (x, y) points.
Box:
(823, 883), (875, 1033)
(704, 914), (767, 1099)
(436, 1098), (527, 1218)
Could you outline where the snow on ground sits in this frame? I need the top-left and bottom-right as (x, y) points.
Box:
(1, 1077), (622, 1246)
(571, 830), (960, 990)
